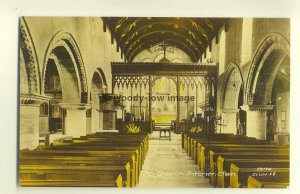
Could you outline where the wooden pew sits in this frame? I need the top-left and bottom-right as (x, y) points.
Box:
(192, 138), (271, 165)
(199, 144), (288, 173)
(183, 133), (235, 154)
(185, 134), (255, 161)
(247, 172), (289, 188)
(20, 132), (149, 187)
(189, 135), (251, 153)
(50, 133), (148, 171)
(71, 134), (149, 161)
(20, 165), (127, 187)
(182, 132), (290, 188)
(46, 143), (143, 176)
(54, 139), (146, 164)
(76, 133), (149, 152)
(230, 162), (289, 188)
(20, 148), (139, 187)
(20, 156), (136, 187)
(20, 176), (123, 187)
(210, 152), (289, 187)
(217, 156), (289, 188)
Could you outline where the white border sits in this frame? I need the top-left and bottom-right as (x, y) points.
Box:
(0, 0), (299, 194)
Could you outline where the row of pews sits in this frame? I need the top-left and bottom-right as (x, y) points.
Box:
(19, 132), (149, 187)
(182, 132), (289, 188)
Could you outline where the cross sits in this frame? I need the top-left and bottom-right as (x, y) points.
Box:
(157, 41), (170, 59)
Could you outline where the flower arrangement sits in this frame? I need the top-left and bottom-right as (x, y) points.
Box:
(126, 123), (141, 134)
(190, 125), (203, 133)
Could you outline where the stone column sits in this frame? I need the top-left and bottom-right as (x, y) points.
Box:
(60, 103), (90, 137)
(20, 94), (51, 150)
(91, 108), (100, 133)
(222, 109), (238, 134)
(241, 105), (274, 140)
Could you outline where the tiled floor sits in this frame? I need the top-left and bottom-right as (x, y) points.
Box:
(137, 132), (212, 188)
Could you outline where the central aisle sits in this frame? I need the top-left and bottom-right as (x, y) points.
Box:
(137, 132), (212, 188)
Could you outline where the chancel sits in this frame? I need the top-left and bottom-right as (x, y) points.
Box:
(19, 17), (290, 188)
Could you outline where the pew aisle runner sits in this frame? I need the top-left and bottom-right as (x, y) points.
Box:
(137, 132), (211, 187)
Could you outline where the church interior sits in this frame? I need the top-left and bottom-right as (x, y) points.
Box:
(19, 17), (290, 188)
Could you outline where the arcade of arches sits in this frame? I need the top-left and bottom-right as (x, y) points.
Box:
(19, 17), (290, 187)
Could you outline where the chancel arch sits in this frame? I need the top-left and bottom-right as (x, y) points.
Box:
(243, 33), (290, 141)
(42, 31), (89, 137)
(220, 63), (245, 135)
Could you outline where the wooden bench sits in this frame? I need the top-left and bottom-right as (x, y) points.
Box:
(187, 135), (255, 161)
(20, 165), (127, 187)
(20, 177), (123, 187)
(211, 152), (289, 187)
(247, 172), (289, 188)
(50, 141), (145, 165)
(46, 143), (143, 176)
(217, 156), (289, 188)
(192, 138), (270, 164)
(230, 162), (289, 188)
(183, 133), (235, 153)
(20, 155), (136, 187)
(20, 133), (149, 187)
(20, 147), (139, 187)
(182, 132), (290, 188)
(71, 134), (149, 159)
(199, 144), (288, 173)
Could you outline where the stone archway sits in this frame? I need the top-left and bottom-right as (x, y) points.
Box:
(43, 31), (88, 102)
(20, 17), (41, 95)
(245, 33), (290, 105)
(243, 33), (290, 140)
(19, 17), (51, 150)
(43, 31), (89, 137)
(87, 68), (108, 134)
(220, 63), (245, 134)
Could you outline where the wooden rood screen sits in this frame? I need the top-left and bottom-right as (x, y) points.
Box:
(111, 62), (218, 133)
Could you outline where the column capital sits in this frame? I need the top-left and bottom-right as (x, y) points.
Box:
(20, 93), (51, 105)
(60, 103), (91, 111)
(240, 104), (274, 112)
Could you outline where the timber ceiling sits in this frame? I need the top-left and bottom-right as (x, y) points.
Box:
(103, 17), (226, 62)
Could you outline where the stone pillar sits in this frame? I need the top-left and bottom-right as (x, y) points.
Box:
(91, 108), (100, 133)
(20, 94), (51, 150)
(99, 111), (103, 131)
(222, 109), (238, 134)
(60, 103), (90, 137)
(241, 105), (274, 140)
(176, 76), (180, 133)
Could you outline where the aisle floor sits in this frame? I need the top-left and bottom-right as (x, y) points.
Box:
(137, 132), (212, 188)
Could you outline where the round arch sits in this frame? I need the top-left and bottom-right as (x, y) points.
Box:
(87, 67), (108, 134)
(221, 63), (244, 111)
(220, 63), (245, 135)
(90, 67), (108, 102)
(20, 17), (41, 95)
(42, 31), (88, 103)
(245, 33), (290, 105)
